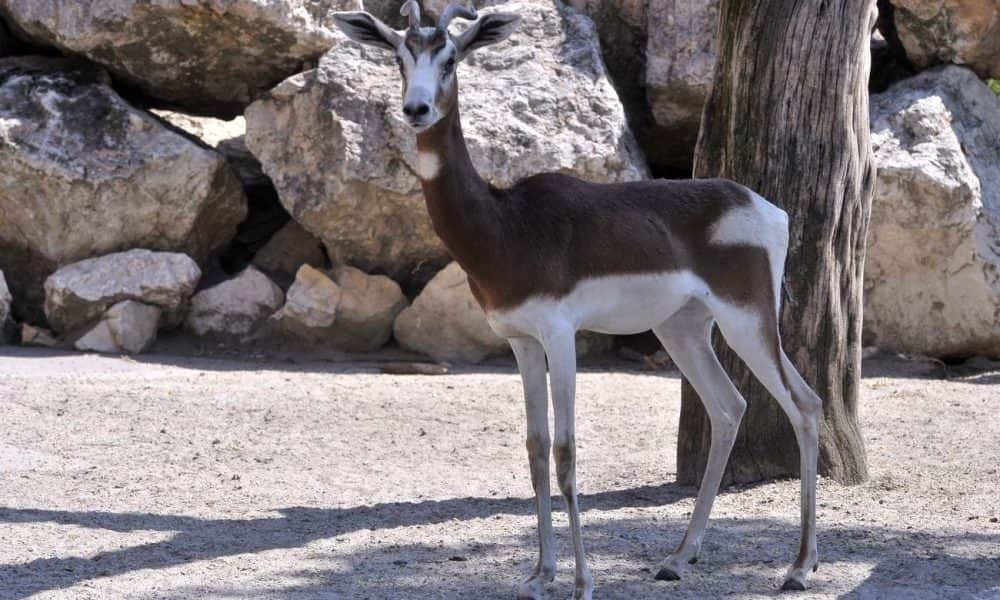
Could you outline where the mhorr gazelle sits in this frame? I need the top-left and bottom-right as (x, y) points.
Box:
(333, 2), (822, 597)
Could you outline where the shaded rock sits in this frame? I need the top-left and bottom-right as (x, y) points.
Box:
(185, 266), (284, 338)
(21, 323), (58, 348)
(252, 221), (327, 289)
(644, 0), (719, 173)
(328, 265), (407, 352)
(0, 57), (246, 323)
(393, 262), (509, 364)
(0, 0), (363, 117)
(75, 300), (160, 354)
(871, 30), (917, 93)
(0, 268), (10, 325)
(885, 0), (1000, 79)
(246, 1), (647, 287)
(44, 249), (201, 333)
(0, 268), (10, 343)
(866, 66), (1000, 357)
(267, 264), (342, 343)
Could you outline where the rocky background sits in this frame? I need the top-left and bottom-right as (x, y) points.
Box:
(0, 0), (998, 363)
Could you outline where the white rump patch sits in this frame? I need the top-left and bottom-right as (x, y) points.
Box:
(415, 150), (441, 180)
(710, 189), (789, 311)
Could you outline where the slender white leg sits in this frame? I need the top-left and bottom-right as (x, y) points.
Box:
(652, 302), (746, 580)
(509, 336), (556, 600)
(710, 301), (822, 590)
(541, 325), (593, 600)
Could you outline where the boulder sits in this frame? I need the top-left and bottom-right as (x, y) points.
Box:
(246, 1), (648, 287)
(644, 0), (719, 172)
(267, 264), (342, 343)
(44, 249), (202, 333)
(185, 266), (284, 338)
(885, 0), (1000, 79)
(252, 221), (328, 289)
(866, 66), (1000, 357)
(393, 262), (509, 364)
(75, 300), (161, 354)
(327, 264), (407, 352)
(0, 57), (246, 323)
(0, 0), (362, 117)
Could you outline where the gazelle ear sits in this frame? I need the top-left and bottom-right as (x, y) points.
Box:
(332, 11), (402, 51)
(454, 12), (521, 58)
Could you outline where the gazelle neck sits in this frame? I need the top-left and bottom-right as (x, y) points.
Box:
(415, 92), (500, 281)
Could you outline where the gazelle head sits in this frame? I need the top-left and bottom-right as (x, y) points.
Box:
(333, 1), (520, 132)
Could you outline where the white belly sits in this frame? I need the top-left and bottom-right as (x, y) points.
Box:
(486, 270), (709, 339)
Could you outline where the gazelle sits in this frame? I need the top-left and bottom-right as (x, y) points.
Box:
(334, 2), (822, 597)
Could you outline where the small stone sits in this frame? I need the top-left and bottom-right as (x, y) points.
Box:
(75, 300), (161, 354)
(267, 265), (342, 343)
(21, 324), (59, 348)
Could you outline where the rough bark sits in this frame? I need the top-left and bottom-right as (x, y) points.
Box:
(677, 0), (876, 486)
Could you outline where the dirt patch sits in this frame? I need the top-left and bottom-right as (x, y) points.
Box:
(0, 348), (997, 599)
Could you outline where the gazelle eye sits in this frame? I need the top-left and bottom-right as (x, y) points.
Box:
(445, 58), (455, 71)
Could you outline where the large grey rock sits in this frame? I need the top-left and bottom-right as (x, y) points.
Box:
(0, 57), (246, 323)
(267, 264), (342, 343)
(0, 0), (362, 117)
(886, 0), (1000, 79)
(44, 249), (202, 333)
(185, 266), (284, 338)
(866, 66), (1000, 357)
(75, 300), (161, 354)
(327, 264), (407, 352)
(644, 0), (719, 172)
(246, 1), (647, 286)
(393, 262), (509, 364)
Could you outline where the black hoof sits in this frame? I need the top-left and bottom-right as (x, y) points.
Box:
(688, 556), (698, 565)
(654, 567), (681, 581)
(781, 578), (806, 592)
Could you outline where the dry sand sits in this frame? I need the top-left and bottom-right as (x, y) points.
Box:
(0, 347), (997, 599)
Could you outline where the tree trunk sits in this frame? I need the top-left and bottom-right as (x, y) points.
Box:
(677, 0), (876, 486)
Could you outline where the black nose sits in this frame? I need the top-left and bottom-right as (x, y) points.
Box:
(403, 102), (430, 119)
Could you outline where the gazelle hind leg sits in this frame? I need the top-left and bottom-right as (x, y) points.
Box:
(708, 300), (821, 590)
(651, 301), (747, 581)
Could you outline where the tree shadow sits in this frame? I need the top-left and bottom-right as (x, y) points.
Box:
(2, 485), (997, 599)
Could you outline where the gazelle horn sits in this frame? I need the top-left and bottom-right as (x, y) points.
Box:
(400, 0), (421, 29)
(438, 3), (477, 31)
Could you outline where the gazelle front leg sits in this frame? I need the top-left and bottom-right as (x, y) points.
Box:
(509, 337), (556, 599)
(542, 325), (594, 600)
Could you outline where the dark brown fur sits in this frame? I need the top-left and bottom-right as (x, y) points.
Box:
(417, 88), (774, 314)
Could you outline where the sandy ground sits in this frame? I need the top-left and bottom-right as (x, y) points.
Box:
(0, 347), (997, 600)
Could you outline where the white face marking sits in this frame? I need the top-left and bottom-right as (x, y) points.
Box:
(415, 149), (441, 180)
(398, 36), (458, 131)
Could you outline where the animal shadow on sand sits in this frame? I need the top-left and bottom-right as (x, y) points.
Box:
(2, 484), (998, 599)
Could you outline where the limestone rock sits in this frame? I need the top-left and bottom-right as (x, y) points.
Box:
(328, 264), (407, 352)
(886, 0), (1000, 79)
(0, 268), (10, 343)
(252, 221), (327, 289)
(0, 57), (246, 323)
(866, 66), (1000, 357)
(393, 262), (509, 364)
(21, 323), (58, 348)
(0, 268), (10, 326)
(246, 1), (647, 286)
(75, 300), (161, 354)
(644, 0), (719, 172)
(185, 266), (284, 338)
(44, 249), (202, 333)
(0, 0), (363, 117)
(267, 264), (342, 343)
